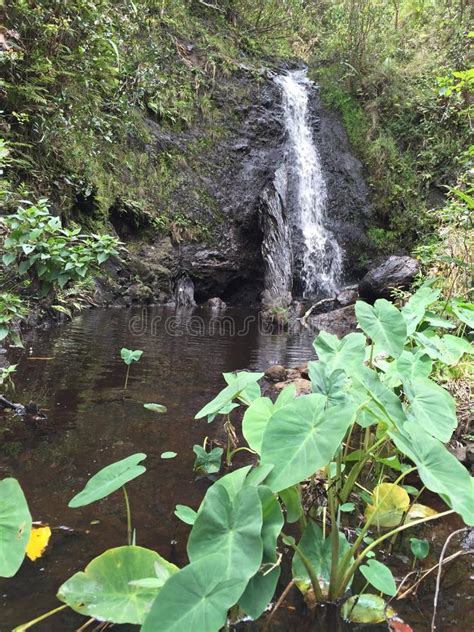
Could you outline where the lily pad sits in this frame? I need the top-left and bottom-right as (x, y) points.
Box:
(160, 452), (177, 459)
(57, 545), (178, 624)
(0, 478), (32, 577)
(69, 453), (146, 508)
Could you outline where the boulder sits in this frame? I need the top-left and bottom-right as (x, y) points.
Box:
(336, 285), (358, 307)
(264, 364), (287, 382)
(308, 305), (357, 337)
(205, 297), (227, 309)
(275, 378), (312, 396)
(359, 256), (420, 301)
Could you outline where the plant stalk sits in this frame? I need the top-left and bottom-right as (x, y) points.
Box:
(13, 605), (68, 631)
(123, 485), (132, 545)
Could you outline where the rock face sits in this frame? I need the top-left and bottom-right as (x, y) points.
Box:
(99, 66), (373, 307)
(359, 256), (420, 301)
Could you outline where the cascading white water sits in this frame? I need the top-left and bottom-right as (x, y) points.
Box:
(275, 69), (343, 297)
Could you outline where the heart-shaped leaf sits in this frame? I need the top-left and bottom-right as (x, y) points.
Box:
(141, 553), (247, 632)
(403, 377), (456, 442)
(195, 372), (263, 419)
(341, 594), (395, 623)
(410, 538), (429, 560)
(0, 478), (32, 577)
(356, 299), (407, 358)
(360, 559), (397, 596)
(365, 483), (410, 529)
(69, 453), (146, 508)
(261, 394), (356, 492)
(120, 348), (143, 365)
(174, 505), (197, 525)
(313, 331), (366, 373)
(193, 444), (223, 475)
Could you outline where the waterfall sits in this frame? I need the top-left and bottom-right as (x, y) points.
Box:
(275, 69), (343, 298)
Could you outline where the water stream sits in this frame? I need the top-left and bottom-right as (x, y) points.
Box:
(0, 308), (470, 631)
(275, 70), (343, 298)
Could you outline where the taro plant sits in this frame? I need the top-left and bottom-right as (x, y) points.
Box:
(12, 290), (474, 631)
(120, 348), (143, 391)
(68, 453), (147, 545)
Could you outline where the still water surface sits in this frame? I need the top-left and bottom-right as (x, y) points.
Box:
(0, 307), (471, 631)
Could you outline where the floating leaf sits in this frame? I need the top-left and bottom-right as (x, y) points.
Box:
(341, 594), (395, 623)
(120, 348), (143, 365)
(365, 483), (410, 528)
(26, 526), (51, 561)
(143, 403), (167, 413)
(174, 505), (197, 526)
(58, 546), (178, 624)
(161, 451), (177, 459)
(356, 299), (407, 358)
(360, 559), (397, 596)
(0, 478), (32, 577)
(410, 538), (429, 560)
(69, 453), (146, 508)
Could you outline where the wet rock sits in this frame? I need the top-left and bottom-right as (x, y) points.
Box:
(206, 297), (227, 309)
(175, 276), (196, 308)
(308, 304), (357, 337)
(359, 256), (420, 301)
(275, 377), (312, 396)
(294, 362), (309, 379)
(336, 285), (359, 307)
(126, 282), (154, 303)
(264, 364), (287, 382)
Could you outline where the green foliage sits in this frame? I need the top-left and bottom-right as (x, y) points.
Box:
(120, 348), (144, 366)
(0, 293), (26, 345)
(68, 453), (147, 508)
(1, 200), (120, 292)
(57, 546), (178, 625)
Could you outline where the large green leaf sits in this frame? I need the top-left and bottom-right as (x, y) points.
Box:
(412, 331), (473, 365)
(195, 372), (263, 419)
(355, 299), (407, 358)
(69, 453), (147, 508)
(292, 522), (351, 594)
(141, 554), (247, 632)
(242, 386), (296, 454)
(401, 286), (440, 335)
(352, 365), (406, 431)
(450, 300), (474, 328)
(404, 377), (457, 442)
(261, 394), (356, 492)
(0, 478), (32, 577)
(390, 423), (474, 525)
(187, 484), (263, 582)
(223, 371), (263, 405)
(242, 397), (274, 454)
(395, 349), (432, 382)
(58, 546), (178, 624)
(313, 331), (366, 373)
(239, 486), (283, 619)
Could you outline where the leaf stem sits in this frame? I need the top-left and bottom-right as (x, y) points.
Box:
(123, 485), (132, 545)
(13, 604), (68, 631)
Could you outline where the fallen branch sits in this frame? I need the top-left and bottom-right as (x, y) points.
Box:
(264, 579), (295, 630)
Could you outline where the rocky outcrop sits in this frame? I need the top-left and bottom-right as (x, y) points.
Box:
(359, 255), (420, 301)
(307, 304), (357, 336)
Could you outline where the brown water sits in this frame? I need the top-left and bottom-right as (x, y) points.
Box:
(0, 306), (472, 631)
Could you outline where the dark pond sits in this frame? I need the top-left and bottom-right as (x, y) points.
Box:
(0, 306), (472, 631)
